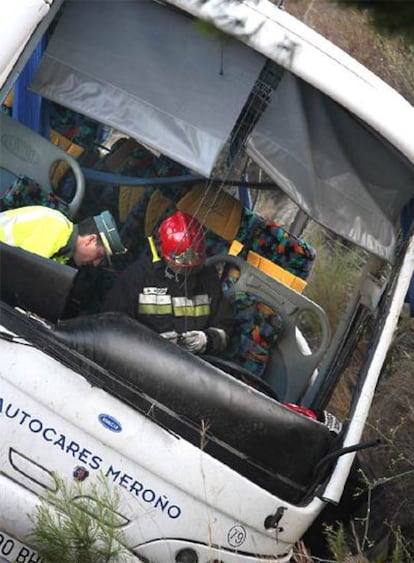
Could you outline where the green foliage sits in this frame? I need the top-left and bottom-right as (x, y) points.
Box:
(333, 0), (414, 46)
(194, 14), (257, 46)
(324, 522), (353, 562)
(319, 520), (414, 563)
(29, 474), (129, 563)
(389, 525), (414, 563)
(194, 19), (228, 41)
(304, 232), (364, 332)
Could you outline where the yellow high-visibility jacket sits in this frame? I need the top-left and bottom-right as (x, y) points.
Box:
(0, 206), (76, 263)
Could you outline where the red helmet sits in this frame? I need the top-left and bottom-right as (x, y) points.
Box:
(158, 211), (206, 268)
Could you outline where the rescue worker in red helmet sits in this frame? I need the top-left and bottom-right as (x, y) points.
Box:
(103, 211), (234, 355)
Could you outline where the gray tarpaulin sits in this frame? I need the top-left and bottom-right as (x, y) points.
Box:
(247, 73), (414, 261)
(30, 0), (414, 259)
(30, 0), (264, 176)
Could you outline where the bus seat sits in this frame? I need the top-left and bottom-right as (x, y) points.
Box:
(206, 254), (331, 404)
(0, 242), (78, 323)
(121, 184), (323, 398)
(0, 112), (85, 219)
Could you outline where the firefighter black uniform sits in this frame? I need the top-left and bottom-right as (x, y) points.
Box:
(102, 254), (234, 354)
(103, 211), (234, 355)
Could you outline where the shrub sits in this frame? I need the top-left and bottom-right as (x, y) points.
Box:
(29, 474), (129, 563)
(303, 229), (365, 332)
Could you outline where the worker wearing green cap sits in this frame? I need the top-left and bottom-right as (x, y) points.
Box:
(0, 205), (126, 267)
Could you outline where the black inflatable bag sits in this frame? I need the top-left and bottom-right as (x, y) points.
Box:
(54, 312), (332, 503)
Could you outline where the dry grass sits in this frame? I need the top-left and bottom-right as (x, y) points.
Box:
(363, 309), (414, 548)
(287, 0), (414, 103)
(260, 2), (414, 559)
(313, 303), (414, 559)
(285, 5), (414, 542)
(303, 230), (366, 333)
(285, 231), (414, 559)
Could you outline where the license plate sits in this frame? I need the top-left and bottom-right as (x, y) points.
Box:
(0, 531), (42, 562)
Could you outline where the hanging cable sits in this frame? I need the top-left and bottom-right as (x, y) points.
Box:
(166, 58), (287, 316)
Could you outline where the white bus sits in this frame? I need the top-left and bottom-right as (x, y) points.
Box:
(0, 0), (413, 561)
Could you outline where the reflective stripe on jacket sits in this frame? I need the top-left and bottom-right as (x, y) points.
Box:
(0, 206), (74, 261)
(102, 255), (235, 351)
(138, 293), (210, 318)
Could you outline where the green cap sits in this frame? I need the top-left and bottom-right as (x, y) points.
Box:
(94, 211), (127, 260)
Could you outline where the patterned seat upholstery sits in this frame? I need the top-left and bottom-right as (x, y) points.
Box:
(120, 163), (317, 379)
